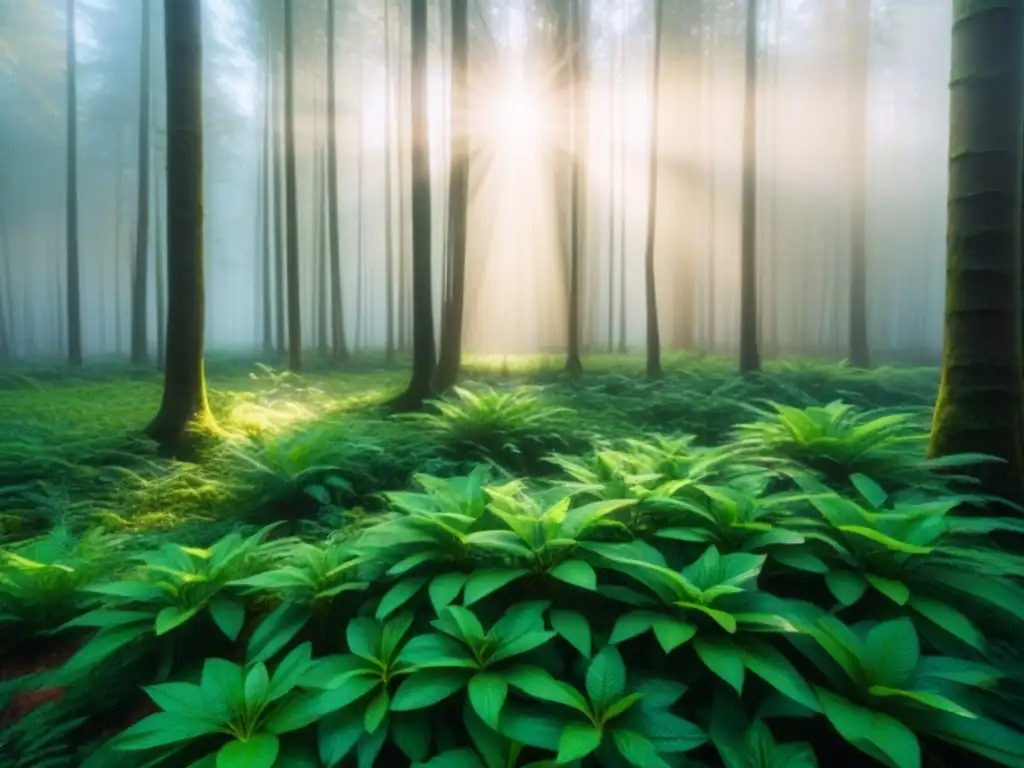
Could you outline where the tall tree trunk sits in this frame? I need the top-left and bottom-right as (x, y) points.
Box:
(644, 0), (664, 378)
(66, 0), (82, 367)
(326, 0), (348, 364)
(261, 29), (273, 355)
(384, 0), (396, 362)
(929, 1), (1024, 504)
(131, 0), (152, 364)
(434, 0), (469, 393)
(273, 28), (286, 358)
(392, 0), (436, 409)
(147, 0), (214, 455)
(115, 132), (125, 356)
(606, 50), (616, 353)
(617, 0), (627, 355)
(283, 0), (302, 371)
(356, 43), (365, 351)
(738, 0), (760, 374)
(398, 7), (410, 352)
(565, 0), (586, 376)
(316, 143), (329, 357)
(847, 0), (870, 367)
(155, 167), (166, 367)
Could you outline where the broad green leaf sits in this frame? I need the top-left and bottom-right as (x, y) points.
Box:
(317, 707), (363, 767)
(865, 574), (910, 606)
(364, 690), (390, 733)
(551, 609), (592, 657)
(612, 729), (671, 768)
(586, 646), (627, 712)
(244, 664), (271, 711)
(390, 711), (432, 762)
(377, 576), (429, 621)
(603, 692), (643, 722)
(839, 526), (932, 555)
(216, 734), (279, 768)
(868, 686), (975, 719)
(209, 597), (246, 642)
(557, 723), (602, 763)
(201, 659), (244, 722)
(468, 673), (508, 730)
(504, 666), (591, 715)
(609, 611), (659, 644)
(414, 749), (487, 768)
(865, 619), (919, 689)
(652, 618), (696, 654)
(817, 688), (920, 768)
(269, 642), (313, 702)
(155, 605), (201, 636)
(463, 569), (528, 607)
(550, 560), (597, 591)
(694, 637), (744, 694)
(908, 597), (983, 650)
(143, 682), (205, 717)
(740, 641), (820, 713)
(346, 617), (383, 661)
(247, 602), (311, 665)
(114, 713), (223, 751)
(391, 669), (471, 711)
(429, 572), (469, 615)
(824, 571), (868, 607)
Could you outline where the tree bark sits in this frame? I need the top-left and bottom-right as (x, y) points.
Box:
(847, 0), (870, 367)
(565, 0), (586, 377)
(392, 0), (436, 409)
(928, 0), (1024, 504)
(147, 0), (215, 455)
(644, 0), (664, 378)
(283, 0), (302, 371)
(131, 0), (152, 365)
(384, 0), (396, 362)
(273, 21), (286, 358)
(66, 0), (82, 367)
(434, 0), (469, 393)
(260, 27), (273, 355)
(738, 0), (760, 374)
(326, 0), (349, 364)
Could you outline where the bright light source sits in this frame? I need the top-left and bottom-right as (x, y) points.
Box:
(481, 75), (547, 157)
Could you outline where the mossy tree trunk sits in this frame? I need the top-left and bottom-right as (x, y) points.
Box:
(66, 0), (82, 367)
(147, 0), (215, 455)
(847, 0), (870, 368)
(392, 0), (436, 410)
(283, 0), (302, 372)
(928, 0), (1024, 504)
(738, 0), (760, 374)
(644, 0), (664, 378)
(130, 0), (152, 365)
(434, 0), (469, 394)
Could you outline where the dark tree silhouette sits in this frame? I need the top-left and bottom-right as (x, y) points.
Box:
(66, 0), (82, 367)
(130, 0), (152, 365)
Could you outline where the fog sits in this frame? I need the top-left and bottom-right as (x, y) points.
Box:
(0, 0), (951, 364)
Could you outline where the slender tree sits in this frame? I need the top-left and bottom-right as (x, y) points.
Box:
(565, 0), (586, 376)
(131, 0), (152, 364)
(326, 0), (348, 363)
(644, 0), (664, 377)
(272, 20), (286, 357)
(384, 0), (396, 362)
(738, 0), (760, 374)
(66, 0), (82, 367)
(435, 0), (469, 393)
(282, 0), (301, 371)
(147, 0), (214, 454)
(154, 166), (166, 367)
(260, 29), (273, 355)
(847, 0), (870, 367)
(392, 0), (435, 409)
(929, 1), (1024, 503)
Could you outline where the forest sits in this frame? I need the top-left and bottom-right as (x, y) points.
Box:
(1, 0), (1023, 766)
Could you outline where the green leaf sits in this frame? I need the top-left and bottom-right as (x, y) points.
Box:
(247, 602), (311, 665)
(391, 669), (471, 711)
(612, 729), (671, 768)
(463, 569), (528, 607)
(868, 686), (976, 719)
(85, 580), (170, 602)
(609, 611), (659, 644)
(556, 723), (602, 763)
(201, 658), (245, 722)
(694, 637), (744, 695)
(264, 689), (359, 734)
(740, 641), (820, 713)
(377, 576), (429, 621)
(347, 617), (383, 661)
(908, 597), (983, 650)
(317, 707), (364, 767)
(824, 571), (868, 608)
(603, 692), (643, 722)
(817, 688), (920, 768)
(865, 574), (910, 606)
(504, 666), (591, 715)
(155, 605), (201, 636)
(414, 749), (486, 768)
(209, 597), (246, 642)
(429, 572), (469, 615)
(549, 560), (597, 591)
(551, 609), (592, 657)
(269, 642), (314, 703)
(114, 713), (223, 751)
(469, 673), (508, 730)
(865, 619), (919, 689)
(364, 690), (390, 734)
(652, 618), (696, 654)
(216, 734), (279, 768)
(391, 711), (432, 762)
(244, 664), (271, 711)
(586, 646), (627, 712)
(144, 682), (205, 716)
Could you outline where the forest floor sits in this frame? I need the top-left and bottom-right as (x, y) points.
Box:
(0, 352), (940, 548)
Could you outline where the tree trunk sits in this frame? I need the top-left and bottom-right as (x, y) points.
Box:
(644, 0), (664, 378)
(316, 142), (329, 357)
(617, 0), (627, 355)
(847, 0), (870, 367)
(928, 1), (1024, 504)
(147, 0), (215, 456)
(260, 28), (273, 355)
(66, 0), (82, 367)
(273, 24), (286, 358)
(392, 0), (436, 409)
(115, 131), (126, 356)
(606, 49), (616, 353)
(355, 42), (365, 351)
(283, 0), (302, 371)
(565, 0), (586, 377)
(738, 0), (760, 374)
(155, 167), (166, 368)
(131, 0), (152, 365)
(384, 0), (396, 362)
(326, 0), (348, 364)
(434, 0), (469, 393)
